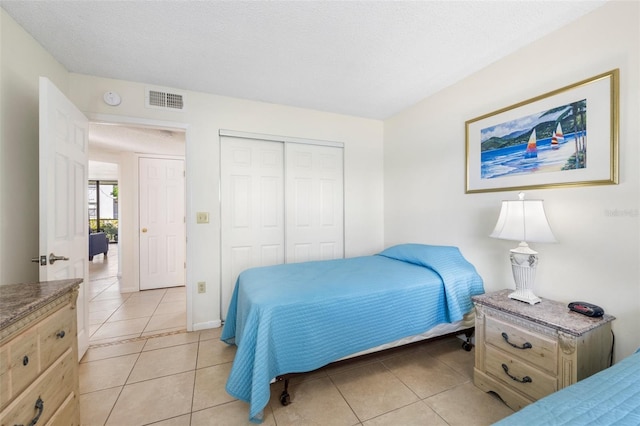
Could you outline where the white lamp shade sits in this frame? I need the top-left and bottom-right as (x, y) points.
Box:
(490, 195), (556, 243)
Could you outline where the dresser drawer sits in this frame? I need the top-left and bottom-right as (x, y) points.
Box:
(0, 347), (75, 426)
(485, 345), (557, 401)
(39, 305), (74, 370)
(7, 326), (40, 398)
(46, 392), (79, 426)
(485, 315), (557, 374)
(0, 346), (10, 407)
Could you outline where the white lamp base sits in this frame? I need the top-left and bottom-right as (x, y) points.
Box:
(509, 244), (541, 305)
(508, 288), (541, 305)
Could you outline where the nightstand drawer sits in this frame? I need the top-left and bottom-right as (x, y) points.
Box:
(485, 315), (557, 374)
(485, 345), (556, 401)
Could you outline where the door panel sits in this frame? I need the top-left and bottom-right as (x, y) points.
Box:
(38, 77), (89, 359)
(139, 158), (185, 290)
(285, 144), (344, 263)
(220, 137), (284, 319)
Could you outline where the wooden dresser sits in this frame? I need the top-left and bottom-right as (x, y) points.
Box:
(473, 290), (615, 411)
(0, 279), (81, 426)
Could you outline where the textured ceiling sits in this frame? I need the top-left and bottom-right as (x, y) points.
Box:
(3, 0), (607, 119)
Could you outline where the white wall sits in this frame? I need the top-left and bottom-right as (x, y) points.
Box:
(0, 9), (70, 284)
(384, 1), (640, 360)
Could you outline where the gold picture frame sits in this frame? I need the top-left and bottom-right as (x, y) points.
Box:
(465, 69), (619, 194)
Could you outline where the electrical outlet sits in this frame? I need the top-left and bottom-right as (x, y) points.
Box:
(197, 281), (206, 293)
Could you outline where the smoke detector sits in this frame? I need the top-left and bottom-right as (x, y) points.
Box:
(103, 91), (121, 106)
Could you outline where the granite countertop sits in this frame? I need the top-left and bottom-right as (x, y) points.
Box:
(473, 289), (615, 337)
(0, 279), (82, 330)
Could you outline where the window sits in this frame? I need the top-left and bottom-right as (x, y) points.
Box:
(88, 180), (118, 242)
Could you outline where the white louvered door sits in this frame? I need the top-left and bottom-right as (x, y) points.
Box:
(220, 134), (344, 320)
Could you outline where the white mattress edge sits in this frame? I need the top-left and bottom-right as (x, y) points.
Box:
(339, 309), (476, 360)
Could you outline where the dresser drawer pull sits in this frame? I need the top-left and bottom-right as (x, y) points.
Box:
(501, 332), (532, 350)
(56, 330), (65, 339)
(14, 396), (44, 426)
(23, 355), (29, 366)
(501, 363), (532, 384)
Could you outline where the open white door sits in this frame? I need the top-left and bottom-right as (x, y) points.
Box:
(39, 77), (90, 360)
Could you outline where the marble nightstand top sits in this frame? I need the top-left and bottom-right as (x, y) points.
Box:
(473, 289), (615, 337)
(0, 279), (82, 330)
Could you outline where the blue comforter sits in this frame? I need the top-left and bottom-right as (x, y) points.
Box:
(221, 244), (484, 423)
(495, 350), (640, 425)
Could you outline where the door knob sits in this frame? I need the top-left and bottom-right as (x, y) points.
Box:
(31, 255), (46, 265)
(142, 228), (148, 233)
(48, 253), (69, 264)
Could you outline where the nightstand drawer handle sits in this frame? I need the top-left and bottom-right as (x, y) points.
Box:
(501, 332), (532, 350)
(501, 363), (532, 384)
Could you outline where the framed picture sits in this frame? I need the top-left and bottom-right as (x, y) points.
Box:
(465, 69), (619, 194)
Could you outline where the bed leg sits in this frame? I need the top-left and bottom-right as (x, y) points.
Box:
(280, 378), (291, 406)
(462, 328), (474, 352)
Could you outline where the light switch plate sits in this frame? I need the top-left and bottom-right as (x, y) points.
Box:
(196, 212), (209, 224)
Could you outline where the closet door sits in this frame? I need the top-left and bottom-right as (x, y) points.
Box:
(220, 137), (284, 319)
(285, 143), (344, 263)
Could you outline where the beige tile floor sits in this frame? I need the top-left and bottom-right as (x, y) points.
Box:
(81, 245), (514, 425)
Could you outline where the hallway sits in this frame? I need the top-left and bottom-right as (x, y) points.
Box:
(87, 244), (187, 345)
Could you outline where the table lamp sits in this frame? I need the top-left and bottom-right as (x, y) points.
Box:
(490, 192), (556, 304)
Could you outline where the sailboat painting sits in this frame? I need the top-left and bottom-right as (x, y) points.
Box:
(524, 129), (538, 159)
(551, 123), (564, 149)
(480, 99), (587, 180)
(467, 69), (617, 193)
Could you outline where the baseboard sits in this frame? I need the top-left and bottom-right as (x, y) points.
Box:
(192, 320), (222, 331)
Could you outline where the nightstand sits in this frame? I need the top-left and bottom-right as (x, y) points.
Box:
(472, 289), (614, 411)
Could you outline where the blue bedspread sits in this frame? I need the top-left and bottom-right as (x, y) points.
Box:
(495, 350), (640, 425)
(221, 244), (484, 423)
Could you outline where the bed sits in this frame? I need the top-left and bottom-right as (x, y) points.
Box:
(495, 349), (640, 425)
(221, 243), (485, 423)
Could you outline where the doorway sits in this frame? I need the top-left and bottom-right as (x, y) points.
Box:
(87, 121), (188, 344)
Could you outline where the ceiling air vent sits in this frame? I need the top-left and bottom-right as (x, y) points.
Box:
(145, 88), (185, 111)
